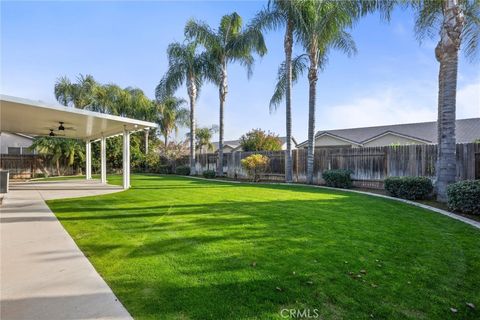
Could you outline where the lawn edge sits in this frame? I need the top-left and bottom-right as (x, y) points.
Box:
(183, 175), (480, 230)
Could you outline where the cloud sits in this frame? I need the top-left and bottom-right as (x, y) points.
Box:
(457, 81), (480, 118)
(319, 80), (479, 130)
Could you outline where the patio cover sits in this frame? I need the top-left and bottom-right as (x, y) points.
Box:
(0, 94), (155, 140)
(0, 94), (157, 189)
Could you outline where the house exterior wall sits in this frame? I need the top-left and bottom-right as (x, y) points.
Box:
(314, 135), (353, 147)
(0, 132), (34, 154)
(363, 134), (426, 147)
(222, 146), (234, 153)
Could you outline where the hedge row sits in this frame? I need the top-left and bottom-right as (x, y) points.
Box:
(322, 169), (353, 189)
(447, 180), (480, 215)
(384, 176), (433, 200)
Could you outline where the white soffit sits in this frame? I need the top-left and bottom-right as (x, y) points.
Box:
(0, 94), (157, 140)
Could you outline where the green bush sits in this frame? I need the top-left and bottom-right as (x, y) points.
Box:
(447, 180), (480, 215)
(384, 176), (433, 200)
(175, 165), (190, 176)
(157, 165), (172, 174)
(203, 170), (216, 179)
(322, 169), (353, 189)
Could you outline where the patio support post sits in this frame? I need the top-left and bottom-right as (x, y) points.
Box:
(101, 135), (107, 184)
(86, 140), (92, 180)
(123, 127), (130, 190)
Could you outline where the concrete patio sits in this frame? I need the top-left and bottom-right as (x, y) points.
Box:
(0, 180), (132, 320)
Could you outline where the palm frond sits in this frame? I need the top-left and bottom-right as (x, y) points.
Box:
(462, 0), (480, 60)
(269, 54), (308, 112)
(413, 0), (443, 43)
(330, 30), (357, 58)
(185, 19), (219, 49)
(250, 4), (285, 32)
(220, 12), (243, 40)
(156, 63), (186, 100)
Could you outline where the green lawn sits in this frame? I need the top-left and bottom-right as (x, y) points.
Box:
(47, 174), (480, 320)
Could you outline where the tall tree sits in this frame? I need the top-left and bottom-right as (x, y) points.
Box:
(54, 76), (74, 107)
(252, 0), (307, 183)
(185, 12), (267, 176)
(54, 75), (154, 119)
(71, 74), (97, 109)
(155, 97), (189, 148)
(156, 41), (216, 175)
(299, 0), (358, 184)
(412, 0), (479, 201)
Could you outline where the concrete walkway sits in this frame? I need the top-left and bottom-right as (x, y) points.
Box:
(1, 180), (132, 320)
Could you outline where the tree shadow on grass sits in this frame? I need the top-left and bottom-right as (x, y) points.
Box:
(48, 176), (480, 320)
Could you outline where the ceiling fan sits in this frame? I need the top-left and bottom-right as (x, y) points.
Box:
(58, 121), (76, 131)
(45, 128), (65, 137)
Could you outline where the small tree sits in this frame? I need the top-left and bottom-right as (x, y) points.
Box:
(241, 154), (270, 182)
(30, 137), (85, 176)
(239, 129), (282, 152)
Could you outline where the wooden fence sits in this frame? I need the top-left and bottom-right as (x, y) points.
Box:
(193, 143), (480, 189)
(3, 143), (478, 186)
(0, 155), (80, 179)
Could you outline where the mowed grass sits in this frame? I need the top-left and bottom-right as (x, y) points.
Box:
(47, 174), (480, 320)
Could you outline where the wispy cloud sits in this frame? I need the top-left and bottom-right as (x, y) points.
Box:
(318, 80), (479, 130)
(457, 80), (480, 119)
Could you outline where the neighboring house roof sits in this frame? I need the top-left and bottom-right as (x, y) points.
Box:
(212, 140), (242, 150)
(212, 136), (298, 151)
(3, 133), (35, 140)
(297, 118), (480, 148)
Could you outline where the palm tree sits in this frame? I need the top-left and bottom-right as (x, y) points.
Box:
(252, 0), (307, 183)
(155, 96), (189, 148)
(299, 0), (358, 184)
(125, 87), (152, 119)
(54, 76), (74, 107)
(194, 125), (219, 154)
(72, 74), (97, 109)
(185, 12), (267, 176)
(156, 41), (216, 175)
(412, 0), (479, 201)
(54, 74), (98, 109)
(30, 137), (85, 176)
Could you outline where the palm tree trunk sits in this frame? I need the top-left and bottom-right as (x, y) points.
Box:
(188, 77), (197, 175)
(435, 0), (464, 201)
(306, 45), (319, 185)
(284, 19), (294, 183)
(217, 62), (228, 177)
(164, 135), (168, 150)
(56, 159), (61, 176)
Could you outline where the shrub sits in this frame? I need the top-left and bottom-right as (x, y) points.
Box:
(239, 129), (282, 152)
(384, 176), (433, 200)
(241, 154), (270, 182)
(175, 165), (190, 175)
(322, 169), (353, 189)
(157, 164), (172, 174)
(202, 170), (216, 179)
(447, 180), (480, 215)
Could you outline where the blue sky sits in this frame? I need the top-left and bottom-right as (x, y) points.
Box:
(1, 1), (479, 142)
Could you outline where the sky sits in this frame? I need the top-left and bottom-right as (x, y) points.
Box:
(1, 0), (479, 143)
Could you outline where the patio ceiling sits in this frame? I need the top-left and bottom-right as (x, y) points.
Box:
(0, 94), (157, 140)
